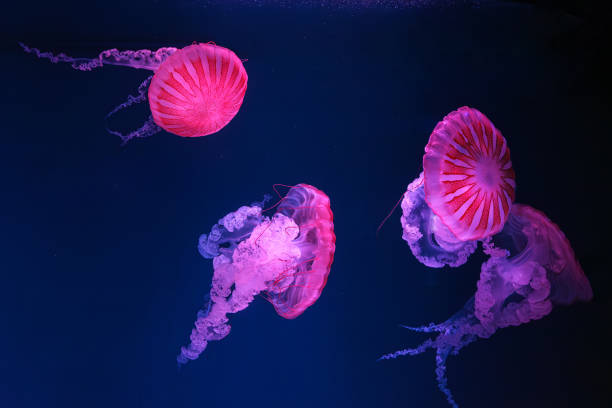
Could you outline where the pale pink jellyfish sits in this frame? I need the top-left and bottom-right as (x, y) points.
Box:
(179, 184), (335, 364)
(383, 107), (593, 407)
(20, 42), (247, 143)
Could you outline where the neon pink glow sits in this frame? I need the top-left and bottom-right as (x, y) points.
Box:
(424, 106), (516, 241)
(148, 43), (248, 137)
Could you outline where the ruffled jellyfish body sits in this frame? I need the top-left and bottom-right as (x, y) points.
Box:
(475, 204), (593, 328)
(178, 184), (335, 364)
(400, 173), (478, 268)
(20, 42), (247, 143)
(382, 204), (593, 407)
(424, 107), (516, 242)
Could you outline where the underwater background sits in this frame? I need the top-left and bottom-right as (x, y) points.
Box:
(1, 1), (610, 407)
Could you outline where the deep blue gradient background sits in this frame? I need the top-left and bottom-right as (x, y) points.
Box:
(1, 1), (610, 407)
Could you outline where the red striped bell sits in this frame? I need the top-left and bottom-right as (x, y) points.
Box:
(148, 43), (248, 137)
(423, 106), (516, 241)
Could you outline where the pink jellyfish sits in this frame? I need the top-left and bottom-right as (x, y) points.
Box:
(20, 42), (247, 143)
(424, 106), (516, 241)
(399, 107), (515, 268)
(382, 107), (593, 408)
(179, 184), (335, 364)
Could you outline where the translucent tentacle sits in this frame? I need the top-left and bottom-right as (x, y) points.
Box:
(377, 338), (435, 361)
(107, 115), (161, 145)
(20, 42), (178, 71)
(379, 298), (483, 407)
(435, 349), (458, 408)
(20, 42), (103, 71)
(400, 322), (445, 333)
(105, 75), (152, 117)
(104, 75), (161, 144)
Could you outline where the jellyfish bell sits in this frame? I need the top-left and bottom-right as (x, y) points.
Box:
(423, 106), (516, 242)
(179, 184), (335, 364)
(20, 42), (247, 143)
(148, 43), (248, 137)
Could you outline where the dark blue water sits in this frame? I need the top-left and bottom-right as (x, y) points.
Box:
(2, 1), (610, 407)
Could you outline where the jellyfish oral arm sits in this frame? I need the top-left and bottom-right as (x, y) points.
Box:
(379, 297), (484, 408)
(384, 204), (593, 407)
(97, 47), (178, 70)
(178, 214), (301, 364)
(401, 173), (478, 268)
(179, 185), (334, 364)
(20, 43), (178, 71)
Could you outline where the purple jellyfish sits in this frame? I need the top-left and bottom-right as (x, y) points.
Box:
(178, 184), (336, 364)
(381, 107), (593, 408)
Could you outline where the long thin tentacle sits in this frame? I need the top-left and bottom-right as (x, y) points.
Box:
(104, 75), (161, 144)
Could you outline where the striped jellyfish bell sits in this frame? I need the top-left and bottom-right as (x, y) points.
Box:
(148, 43), (248, 137)
(423, 106), (516, 242)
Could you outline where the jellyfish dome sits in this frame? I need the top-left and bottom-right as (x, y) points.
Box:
(148, 43), (247, 137)
(178, 184), (335, 364)
(424, 106), (516, 242)
(20, 42), (247, 142)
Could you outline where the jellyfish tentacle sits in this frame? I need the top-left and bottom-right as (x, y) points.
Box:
(103, 75), (163, 144)
(97, 47), (178, 70)
(198, 205), (266, 259)
(400, 173), (477, 268)
(19, 42), (103, 71)
(387, 202), (593, 407)
(20, 42), (177, 71)
(435, 348), (458, 408)
(380, 297), (485, 407)
(105, 76), (152, 117)
(400, 322), (445, 333)
(378, 338), (436, 361)
(105, 115), (160, 145)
